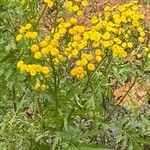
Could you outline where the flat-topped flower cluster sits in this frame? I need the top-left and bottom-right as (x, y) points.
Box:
(16, 0), (149, 89)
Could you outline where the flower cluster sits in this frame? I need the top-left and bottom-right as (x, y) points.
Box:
(16, 23), (38, 41)
(17, 61), (51, 77)
(16, 0), (146, 80)
(65, 0), (88, 16)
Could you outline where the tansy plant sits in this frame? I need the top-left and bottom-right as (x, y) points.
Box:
(15, 0), (150, 121)
(5, 0), (150, 150)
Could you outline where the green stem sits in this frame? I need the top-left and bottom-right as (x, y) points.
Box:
(50, 56), (59, 114)
(104, 75), (138, 122)
(37, 96), (42, 113)
(36, 4), (47, 25)
(12, 85), (17, 111)
(82, 55), (107, 93)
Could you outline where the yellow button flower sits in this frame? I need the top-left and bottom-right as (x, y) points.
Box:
(30, 32), (38, 39)
(34, 52), (42, 59)
(42, 66), (50, 75)
(87, 63), (95, 71)
(40, 40), (48, 48)
(25, 23), (32, 30)
(81, 0), (88, 7)
(19, 26), (26, 34)
(17, 61), (24, 68)
(31, 44), (39, 53)
(16, 34), (23, 41)
(41, 84), (46, 91)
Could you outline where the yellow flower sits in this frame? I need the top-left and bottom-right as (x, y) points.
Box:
(34, 83), (41, 90)
(47, 1), (54, 8)
(30, 69), (36, 76)
(68, 7), (73, 12)
(144, 47), (149, 52)
(17, 61), (24, 68)
(69, 28), (76, 35)
(25, 23), (32, 30)
(127, 42), (133, 48)
(120, 51), (127, 58)
(122, 43), (127, 48)
(72, 41), (78, 48)
(102, 41), (111, 48)
(73, 35), (81, 41)
(25, 32), (32, 39)
(72, 49), (79, 56)
(86, 54), (93, 61)
(42, 66), (50, 75)
(50, 39), (58, 46)
(25, 65), (31, 73)
(137, 27), (143, 32)
(148, 53), (150, 58)
(31, 44), (39, 53)
(95, 49), (103, 56)
(125, 34), (129, 39)
(58, 28), (67, 35)
(112, 49), (119, 57)
(81, 58), (88, 66)
(35, 65), (42, 72)
(34, 52), (42, 59)
(45, 35), (51, 41)
(30, 32), (38, 39)
(71, 66), (86, 78)
(69, 17), (78, 24)
(102, 32), (111, 40)
(77, 10), (83, 16)
(81, 0), (88, 7)
(132, 21), (139, 27)
(118, 5), (126, 12)
(54, 58), (60, 65)
(16, 34), (23, 41)
(114, 18), (121, 24)
(70, 68), (77, 76)
(72, 5), (79, 12)
(93, 41), (100, 48)
(41, 47), (49, 56)
(131, 50), (136, 56)
(20, 64), (27, 71)
(87, 63), (95, 71)
(44, 0), (54, 8)
(65, 1), (73, 8)
(114, 38), (122, 44)
(40, 40), (48, 48)
(41, 84), (46, 91)
(138, 37), (144, 43)
(76, 60), (81, 66)
(96, 56), (102, 62)
(91, 16), (99, 24)
(104, 6), (110, 12)
(139, 31), (145, 37)
(19, 26), (26, 34)
(50, 47), (59, 56)
(83, 32), (90, 40)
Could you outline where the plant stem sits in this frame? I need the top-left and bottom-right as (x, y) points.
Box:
(36, 4), (47, 25)
(104, 75), (138, 122)
(12, 85), (17, 111)
(82, 55), (107, 93)
(50, 56), (59, 114)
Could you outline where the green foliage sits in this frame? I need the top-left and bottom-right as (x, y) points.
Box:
(0, 0), (150, 150)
